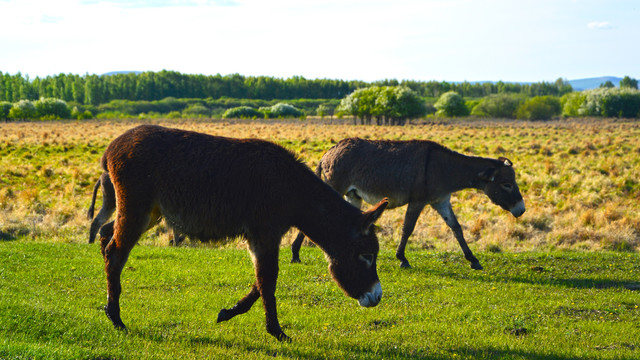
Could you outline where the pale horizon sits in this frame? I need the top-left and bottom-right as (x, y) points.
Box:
(1, 0), (639, 83)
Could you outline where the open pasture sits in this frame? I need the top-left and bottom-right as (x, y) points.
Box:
(1, 118), (640, 359)
(1, 118), (639, 252)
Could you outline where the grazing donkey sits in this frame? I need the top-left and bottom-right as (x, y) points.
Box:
(97, 125), (388, 341)
(87, 173), (184, 245)
(291, 138), (525, 270)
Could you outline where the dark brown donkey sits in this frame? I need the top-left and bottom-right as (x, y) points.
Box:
(291, 138), (525, 270)
(97, 125), (388, 341)
(87, 173), (184, 245)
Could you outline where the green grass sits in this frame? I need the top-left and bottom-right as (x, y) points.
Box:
(1, 240), (639, 359)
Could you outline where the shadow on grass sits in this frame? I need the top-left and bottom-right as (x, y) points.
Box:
(0, 229), (18, 241)
(167, 332), (640, 360)
(411, 252), (640, 291)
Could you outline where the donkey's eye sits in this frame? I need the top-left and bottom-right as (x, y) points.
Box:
(358, 254), (374, 268)
(500, 183), (513, 191)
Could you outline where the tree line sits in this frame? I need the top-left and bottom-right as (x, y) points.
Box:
(3, 70), (638, 122)
(1, 70), (574, 105)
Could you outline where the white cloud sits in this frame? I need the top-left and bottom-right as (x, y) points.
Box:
(79, 0), (238, 7)
(587, 21), (612, 30)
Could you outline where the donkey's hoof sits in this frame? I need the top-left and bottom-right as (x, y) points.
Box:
(290, 257), (301, 264)
(276, 332), (292, 342)
(216, 308), (232, 323)
(104, 305), (127, 330)
(399, 261), (412, 269)
(471, 262), (484, 270)
(269, 328), (291, 342)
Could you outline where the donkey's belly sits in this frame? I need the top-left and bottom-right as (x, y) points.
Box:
(347, 186), (407, 209)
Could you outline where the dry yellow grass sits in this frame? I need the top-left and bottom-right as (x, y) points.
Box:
(1, 118), (638, 255)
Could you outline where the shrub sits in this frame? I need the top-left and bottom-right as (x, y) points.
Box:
(95, 111), (135, 119)
(72, 106), (93, 120)
(8, 100), (37, 120)
(222, 106), (264, 119)
(262, 103), (305, 119)
(560, 92), (586, 117)
(34, 98), (71, 120)
(166, 111), (182, 119)
(182, 104), (211, 118)
(471, 93), (525, 118)
(316, 104), (331, 118)
(579, 88), (640, 118)
(0, 101), (12, 120)
(434, 91), (469, 117)
(516, 96), (561, 120)
(601, 89), (640, 118)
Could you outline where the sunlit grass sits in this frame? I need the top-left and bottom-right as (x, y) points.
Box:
(1, 241), (639, 359)
(1, 118), (639, 254)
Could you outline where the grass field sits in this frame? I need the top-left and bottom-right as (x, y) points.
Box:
(1, 242), (639, 359)
(1, 118), (639, 359)
(1, 118), (639, 252)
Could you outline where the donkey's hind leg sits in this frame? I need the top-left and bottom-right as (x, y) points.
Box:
(396, 202), (427, 268)
(432, 198), (482, 270)
(103, 204), (158, 330)
(290, 231), (306, 263)
(89, 173), (116, 243)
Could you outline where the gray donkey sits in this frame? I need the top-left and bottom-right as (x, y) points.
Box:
(291, 138), (525, 270)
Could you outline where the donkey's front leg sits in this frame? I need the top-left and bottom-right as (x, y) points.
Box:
(253, 242), (289, 342)
(217, 284), (260, 322)
(431, 198), (483, 270)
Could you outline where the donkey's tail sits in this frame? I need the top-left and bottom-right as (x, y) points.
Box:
(87, 177), (101, 220)
(315, 158), (324, 180)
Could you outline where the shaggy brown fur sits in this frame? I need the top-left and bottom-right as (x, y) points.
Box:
(98, 125), (388, 341)
(291, 138), (525, 269)
(87, 173), (183, 245)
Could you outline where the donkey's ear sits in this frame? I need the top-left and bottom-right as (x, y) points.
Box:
(498, 157), (513, 167)
(360, 198), (389, 235)
(478, 167), (497, 182)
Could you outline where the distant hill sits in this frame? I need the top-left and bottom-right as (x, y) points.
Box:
(568, 76), (622, 91)
(100, 71), (622, 91)
(102, 71), (143, 76)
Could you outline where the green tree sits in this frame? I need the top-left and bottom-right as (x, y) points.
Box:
(620, 76), (638, 89)
(316, 104), (331, 119)
(375, 86), (426, 125)
(35, 97), (71, 119)
(578, 88), (640, 118)
(560, 92), (586, 117)
(434, 91), (469, 117)
(8, 100), (37, 120)
(600, 80), (615, 88)
(515, 96), (561, 120)
(71, 106), (93, 120)
(182, 104), (211, 118)
(601, 88), (640, 118)
(0, 101), (12, 120)
(261, 103), (304, 119)
(222, 106), (263, 119)
(471, 93), (525, 118)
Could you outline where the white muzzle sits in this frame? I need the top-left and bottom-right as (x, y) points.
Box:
(510, 200), (526, 217)
(358, 282), (382, 307)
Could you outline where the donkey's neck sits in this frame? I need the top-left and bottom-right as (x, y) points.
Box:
(292, 173), (361, 257)
(430, 148), (497, 193)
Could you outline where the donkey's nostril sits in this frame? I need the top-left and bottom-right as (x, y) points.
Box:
(510, 200), (526, 218)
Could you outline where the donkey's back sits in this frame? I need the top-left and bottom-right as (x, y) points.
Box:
(102, 124), (308, 240)
(318, 138), (437, 208)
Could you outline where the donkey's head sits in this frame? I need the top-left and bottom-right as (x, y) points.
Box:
(328, 198), (388, 308)
(478, 157), (525, 217)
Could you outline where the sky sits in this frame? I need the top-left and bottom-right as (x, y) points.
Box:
(1, 0), (639, 83)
